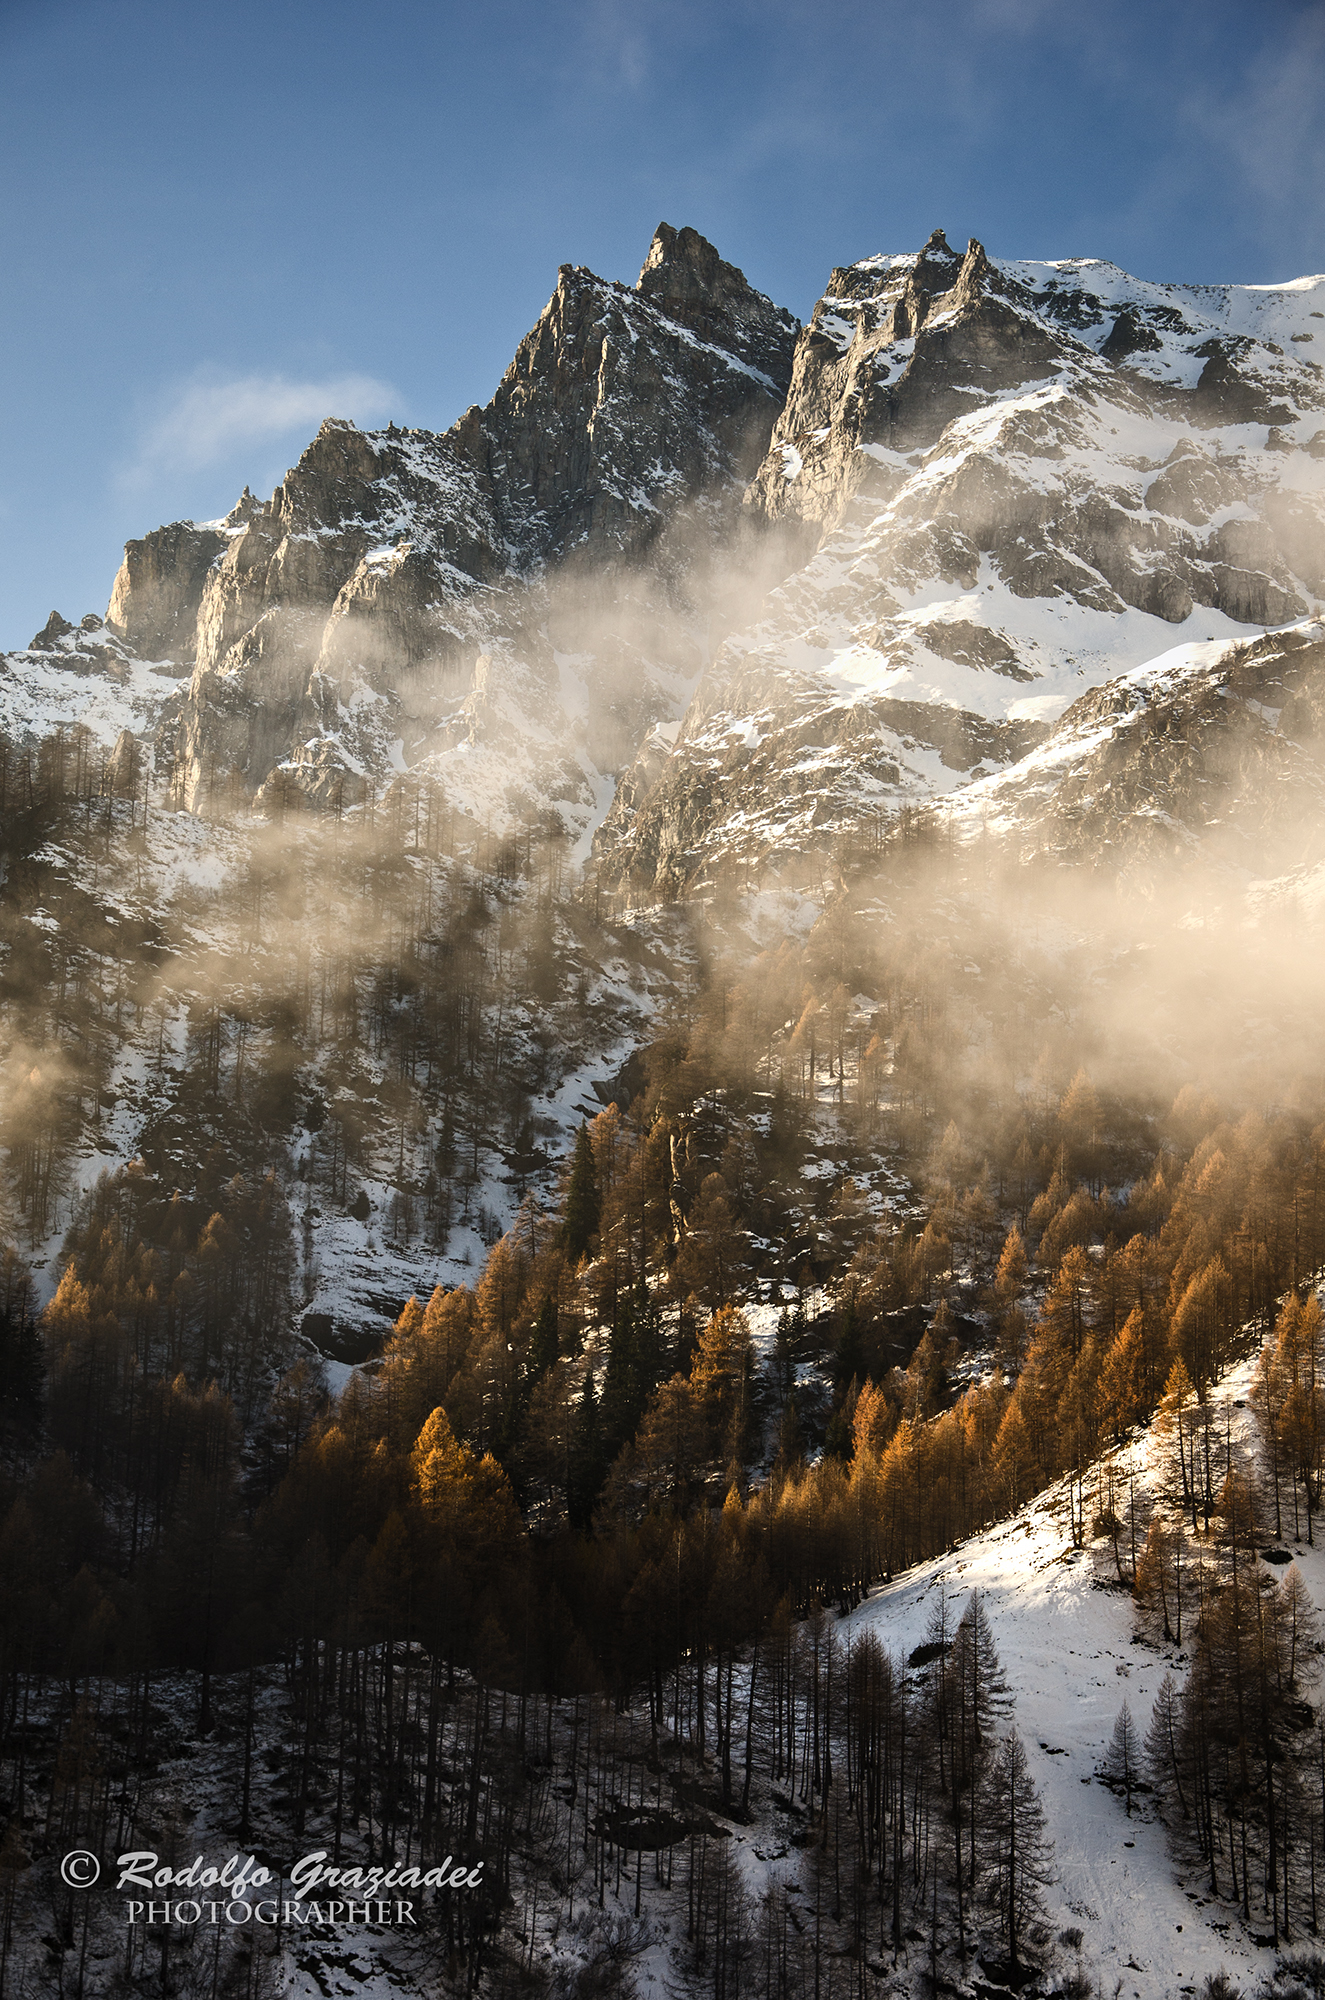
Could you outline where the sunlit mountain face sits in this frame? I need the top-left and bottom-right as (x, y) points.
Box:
(3, 222), (1325, 2000)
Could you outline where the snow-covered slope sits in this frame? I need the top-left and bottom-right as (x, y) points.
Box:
(0, 613), (177, 756)
(947, 616), (1325, 880)
(600, 235), (1325, 893)
(842, 1342), (1281, 1999)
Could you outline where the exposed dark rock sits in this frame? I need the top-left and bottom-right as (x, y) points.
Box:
(16, 222), (1313, 904)
(29, 610), (74, 650)
(1101, 305), (1163, 360)
(919, 620), (1035, 678)
(634, 221), (799, 386)
(1145, 441), (1240, 526)
(1192, 337), (1293, 427)
(150, 225), (800, 812)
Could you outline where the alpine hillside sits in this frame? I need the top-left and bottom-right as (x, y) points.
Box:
(6, 223), (1322, 896)
(6, 223), (1325, 2000)
(599, 230), (1325, 894)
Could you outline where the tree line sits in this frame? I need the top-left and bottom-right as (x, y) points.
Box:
(5, 715), (1325, 1990)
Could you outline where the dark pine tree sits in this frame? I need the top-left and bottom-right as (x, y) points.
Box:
(834, 1292), (863, 1386)
(568, 1369), (606, 1529)
(633, 1274), (665, 1402)
(528, 1290), (560, 1382)
(600, 1294), (642, 1458)
(562, 1123), (600, 1264)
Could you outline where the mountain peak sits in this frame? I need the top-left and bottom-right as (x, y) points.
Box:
(30, 609), (74, 650)
(634, 222), (799, 392)
(636, 222), (751, 314)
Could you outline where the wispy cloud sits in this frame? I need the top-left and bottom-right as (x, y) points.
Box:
(1220, 12), (1325, 258)
(582, 0), (653, 89)
(123, 367), (398, 487)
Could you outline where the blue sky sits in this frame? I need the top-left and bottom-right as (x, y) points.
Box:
(2, 0), (1323, 650)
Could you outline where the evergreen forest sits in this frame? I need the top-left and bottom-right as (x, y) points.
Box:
(2, 722), (1324, 1999)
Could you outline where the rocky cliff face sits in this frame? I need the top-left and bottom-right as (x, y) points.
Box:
(100, 224), (798, 824)
(598, 233), (1325, 894)
(106, 514), (238, 666)
(9, 223), (1324, 900)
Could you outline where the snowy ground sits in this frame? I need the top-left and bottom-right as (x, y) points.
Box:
(950, 617), (1325, 841)
(839, 1337), (1301, 2000)
(541, 1322), (1303, 2000)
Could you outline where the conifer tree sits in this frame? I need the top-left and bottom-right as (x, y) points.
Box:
(775, 1393), (805, 1475)
(948, 1591), (1009, 1941)
(993, 1224), (1029, 1369)
(1098, 1306), (1147, 1440)
(631, 1273), (665, 1398)
(1156, 1356), (1199, 1524)
(632, 1372), (704, 1509)
(835, 1293), (864, 1384)
(0, 1247), (42, 1423)
(1145, 1671), (1189, 1818)
(674, 1173), (751, 1309)
(851, 1378), (892, 1461)
(774, 1303), (795, 1402)
(568, 1369), (605, 1528)
(600, 1292), (642, 1455)
(691, 1306), (755, 1467)
(527, 1290), (559, 1382)
(562, 1124), (600, 1263)
(978, 1728), (1053, 1969)
(1103, 1699), (1138, 1816)
(412, 1403), (470, 1501)
(1134, 1516), (1188, 1644)
(1060, 1068), (1102, 1185)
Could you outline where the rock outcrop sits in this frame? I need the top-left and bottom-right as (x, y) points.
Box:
(597, 238), (1325, 894)
(8, 222), (1321, 898)
(115, 224), (799, 819)
(107, 508), (249, 666)
(949, 618), (1325, 884)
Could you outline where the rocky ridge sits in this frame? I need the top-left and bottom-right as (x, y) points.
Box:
(598, 232), (1325, 894)
(99, 223), (799, 829)
(947, 616), (1325, 882)
(6, 224), (1325, 897)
